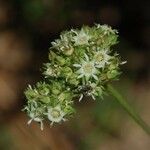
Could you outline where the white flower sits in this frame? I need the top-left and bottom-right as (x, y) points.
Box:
(100, 25), (118, 35)
(47, 105), (66, 125)
(73, 54), (98, 80)
(44, 65), (58, 77)
(26, 101), (44, 130)
(45, 67), (53, 76)
(72, 29), (91, 45)
(60, 34), (69, 43)
(60, 45), (74, 56)
(86, 82), (103, 100)
(51, 35), (69, 50)
(51, 39), (61, 48)
(27, 112), (44, 130)
(86, 82), (97, 100)
(94, 49), (111, 68)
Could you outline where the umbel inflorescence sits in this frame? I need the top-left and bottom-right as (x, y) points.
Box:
(24, 24), (126, 130)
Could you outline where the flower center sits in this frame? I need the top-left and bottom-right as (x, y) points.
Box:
(51, 109), (61, 118)
(83, 63), (94, 74)
(95, 53), (104, 62)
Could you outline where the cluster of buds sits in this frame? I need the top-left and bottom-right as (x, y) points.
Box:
(24, 24), (126, 130)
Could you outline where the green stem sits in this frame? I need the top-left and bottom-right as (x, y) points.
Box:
(107, 84), (150, 135)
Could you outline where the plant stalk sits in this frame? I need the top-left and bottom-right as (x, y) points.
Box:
(107, 84), (150, 135)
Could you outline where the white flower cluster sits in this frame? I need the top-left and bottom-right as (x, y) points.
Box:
(24, 24), (126, 130)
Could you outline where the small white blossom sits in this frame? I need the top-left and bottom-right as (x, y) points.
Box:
(45, 67), (53, 76)
(27, 112), (44, 130)
(100, 25), (118, 35)
(73, 54), (98, 80)
(47, 105), (66, 125)
(60, 45), (74, 56)
(86, 82), (103, 100)
(94, 49), (111, 68)
(44, 65), (59, 77)
(60, 34), (69, 43)
(26, 101), (44, 130)
(51, 39), (61, 48)
(72, 29), (91, 45)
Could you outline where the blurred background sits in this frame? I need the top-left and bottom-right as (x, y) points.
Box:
(0, 0), (150, 150)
